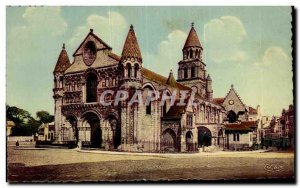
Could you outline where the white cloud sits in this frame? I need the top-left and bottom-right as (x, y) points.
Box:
(145, 30), (187, 78)
(251, 46), (293, 115)
(22, 7), (68, 36)
(68, 11), (127, 55)
(261, 46), (290, 66)
(7, 7), (68, 64)
(204, 16), (248, 63)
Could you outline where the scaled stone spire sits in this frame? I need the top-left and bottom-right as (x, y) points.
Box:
(121, 24), (142, 61)
(54, 43), (70, 73)
(166, 69), (177, 88)
(183, 22), (202, 49)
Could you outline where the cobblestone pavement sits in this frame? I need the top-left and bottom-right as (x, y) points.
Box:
(7, 147), (295, 182)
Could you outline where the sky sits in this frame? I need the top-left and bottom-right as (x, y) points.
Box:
(6, 6), (293, 117)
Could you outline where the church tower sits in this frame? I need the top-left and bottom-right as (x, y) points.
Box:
(119, 24), (143, 89)
(119, 25), (143, 147)
(53, 43), (70, 143)
(177, 23), (212, 100)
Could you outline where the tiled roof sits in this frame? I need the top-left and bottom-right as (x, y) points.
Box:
(213, 98), (225, 105)
(141, 68), (191, 90)
(183, 25), (202, 49)
(108, 52), (121, 61)
(164, 99), (190, 118)
(6, 121), (15, 127)
(225, 123), (253, 131)
(225, 121), (258, 131)
(121, 25), (142, 60)
(166, 70), (177, 88)
(241, 121), (258, 129)
(54, 45), (71, 73)
(248, 106), (258, 114)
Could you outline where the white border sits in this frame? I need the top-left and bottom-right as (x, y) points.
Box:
(1, 0), (298, 187)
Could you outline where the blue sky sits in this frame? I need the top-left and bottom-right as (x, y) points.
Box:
(6, 6), (293, 116)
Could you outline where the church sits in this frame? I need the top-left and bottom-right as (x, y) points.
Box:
(53, 23), (226, 152)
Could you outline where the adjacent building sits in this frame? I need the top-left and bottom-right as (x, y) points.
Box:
(213, 85), (261, 150)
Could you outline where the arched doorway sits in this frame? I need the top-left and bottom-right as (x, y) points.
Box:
(66, 115), (78, 144)
(108, 115), (121, 149)
(186, 131), (193, 152)
(161, 128), (177, 152)
(217, 129), (224, 146)
(227, 110), (237, 123)
(198, 126), (212, 147)
(82, 112), (101, 148)
(86, 73), (98, 103)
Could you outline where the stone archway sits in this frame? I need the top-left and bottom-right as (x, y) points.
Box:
(66, 115), (78, 144)
(186, 131), (193, 152)
(82, 112), (101, 148)
(198, 126), (212, 147)
(227, 110), (237, 123)
(108, 115), (121, 149)
(161, 128), (177, 152)
(217, 129), (224, 146)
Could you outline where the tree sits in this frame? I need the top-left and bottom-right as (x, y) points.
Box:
(36, 110), (54, 124)
(6, 105), (31, 125)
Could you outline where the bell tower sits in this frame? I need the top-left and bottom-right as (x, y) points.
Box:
(119, 24), (143, 89)
(119, 24), (143, 147)
(177, 23), (212, 100)
(53, 43), (70, 143)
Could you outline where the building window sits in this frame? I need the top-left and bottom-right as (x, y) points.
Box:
(127, 64), (132, 78)
(163, 102), (167, 116)
(134, 64), (139, 78)
(86, 73), (98, 103)
(233, 134), (236, 141)
(191, 66), (195, 78)
(187, 114), (193, 127)
(237, 134), (240, 141)
(184, 67), (188, 79)
(189, 49), (193, 59)
(146, 101), (151, 115)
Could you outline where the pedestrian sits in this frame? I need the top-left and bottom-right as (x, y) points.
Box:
(16, 140), (19, 147)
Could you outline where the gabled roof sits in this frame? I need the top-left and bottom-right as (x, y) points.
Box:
(72, 29), (112, 57)
(183, 23), (202, 49)
(54, 44), (71, 73)
(141, 68), (191, 90)
(224, 84), (245, 106)
(121, 25), (142, 61)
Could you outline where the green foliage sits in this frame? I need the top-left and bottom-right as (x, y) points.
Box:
(6, 105), (54, 136)
(36, 110), (54, 124)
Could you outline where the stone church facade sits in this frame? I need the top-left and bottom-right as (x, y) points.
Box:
(53, 23), (226, 152)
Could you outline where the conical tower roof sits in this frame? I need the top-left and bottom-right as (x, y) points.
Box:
(183, 23), (202, 49)
(207, 74), (212, 81)
(166, 70), (177, 88)
(54, 44), (70, 73)
(121, 25), (142, 61)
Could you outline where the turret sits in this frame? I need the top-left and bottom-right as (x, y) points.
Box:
(206, 74), (213, 101)
(53, 43), (70, 95)
(182, 22), (203, 61)
(53, 43), (70, 143)
(120, 24), (142, 89)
